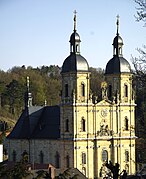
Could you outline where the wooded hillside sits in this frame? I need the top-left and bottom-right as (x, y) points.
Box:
(0, 65), (104, 123)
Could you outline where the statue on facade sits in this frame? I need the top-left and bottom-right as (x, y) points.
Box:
(101, 81), (108, 100)
(97, 121), (112, 136)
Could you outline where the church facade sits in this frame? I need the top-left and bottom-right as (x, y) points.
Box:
(6, 14), (136, 179)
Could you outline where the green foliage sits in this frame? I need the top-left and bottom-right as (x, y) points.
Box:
(8, 162), (31, 179)
(135, 0), (146, 22)
(0, 155), (32, 179)
(90, 67), (104, 100)
(0, 65), (62, 121)
(0, 65), (104, 124)
(34, 170), (51, 179)
(0, 162), (7, 178)
(5, 79), (25, 115)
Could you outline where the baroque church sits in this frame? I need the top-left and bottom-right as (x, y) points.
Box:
(6, 14), (136, 179)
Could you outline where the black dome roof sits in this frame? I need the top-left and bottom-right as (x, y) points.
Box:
(105, 56), (131, 74)
(70, 32), (81, 43)
(61, 53), (89, 73)
(113, 35), (123, 46)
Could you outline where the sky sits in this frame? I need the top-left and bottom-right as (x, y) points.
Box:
(0, 0), (145, 71)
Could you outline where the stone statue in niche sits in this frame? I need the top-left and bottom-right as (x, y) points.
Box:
(101, 81), (107, 100)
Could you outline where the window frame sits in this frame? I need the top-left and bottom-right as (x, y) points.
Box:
(102, 149), (108, 162)
(81, 117), (86, 132)
(82, 152), (86, 164)
(124, 84), (128, 98)
(55, 151), (60, 168)
(39, 150), (44, 164)
(125, 117), (128, 131)
(125, 150), (129, 162)
(81, 83), (85, 97)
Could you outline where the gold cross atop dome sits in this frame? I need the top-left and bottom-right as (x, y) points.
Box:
(116, 14), (120, 35)
(73, 10), (77, 31)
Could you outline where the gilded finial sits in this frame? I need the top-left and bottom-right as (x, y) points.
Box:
(116, 14), (120, 35)
(73, 10), (77, 31)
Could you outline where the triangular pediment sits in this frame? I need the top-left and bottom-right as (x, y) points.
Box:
(96, 99), (112, 106)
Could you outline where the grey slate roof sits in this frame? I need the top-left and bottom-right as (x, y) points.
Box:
(7, 105), (60, 139)
(61, 53), (89, 73)
(105, 56), (131, 74)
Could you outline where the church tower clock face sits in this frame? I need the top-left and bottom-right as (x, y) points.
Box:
(101, 109), (108, 118)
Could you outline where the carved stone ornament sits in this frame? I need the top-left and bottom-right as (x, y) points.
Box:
(101, 109), (108, 118)
(97, 121), (112, 136)
(101, 81), (107, 89)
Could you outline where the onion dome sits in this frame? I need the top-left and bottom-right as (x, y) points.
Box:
(105, 15), (131, 74)
(105, 56), (131, 74)
(61, 11), (89, 73)
(62, 53), (89, 73)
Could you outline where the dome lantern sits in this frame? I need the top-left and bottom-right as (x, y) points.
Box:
(105, 16), (131, 75)
(69, 10), (81, 55)
(61, 11), (89, 73)
(113, 15), (124, 57)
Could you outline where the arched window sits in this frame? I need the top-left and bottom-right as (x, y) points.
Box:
(125, 117), (128, 131)
(76, 45), (79, 52)
(55, 152), (60, 168)
(12, 150), (16, 162)
(125, 150), (129, 162)
(82, 152), (86, 164)
(124, 84), (128, 97)
(22, 150), (28, 162)
(119, 47), (122, 55)
(108, 85), (112, 98)
(81, 117), (86, 132)
(66, 155), (70, 168)
(102, 150), (108, 162)
(81, 83), (85, 97)
(65, 84), (68, 97)
(39, 151), (44, 164)
(65, 119), (69, 132)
